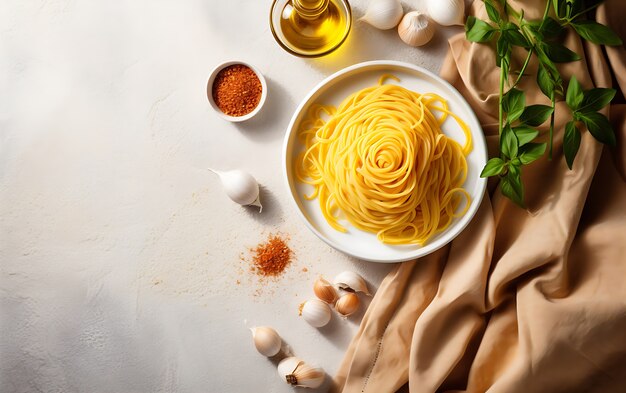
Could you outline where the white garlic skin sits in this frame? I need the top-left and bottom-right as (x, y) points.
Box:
(360, 0), (403, 30)
(277, 357), (325, 389)
(333, 271), (371, 295)
(398, 11), (435, 47)
(335, 292), (360, 317)
(426, 0), (465, 26)
(208, 168), (262, 211)
(277, 357), (302, 383)
(313, 276), (339, 304)
(300, 299), (332, 327)
(250, 326), (282, 357)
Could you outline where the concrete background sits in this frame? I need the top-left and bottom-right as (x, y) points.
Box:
(0, 0), (459, 391)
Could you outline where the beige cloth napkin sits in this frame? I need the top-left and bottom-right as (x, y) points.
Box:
(332, 0), (626, 392)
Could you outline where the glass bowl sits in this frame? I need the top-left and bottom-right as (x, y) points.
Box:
(269, 0), (352, 58)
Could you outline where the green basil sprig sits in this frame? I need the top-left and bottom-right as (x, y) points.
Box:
(466, 0), (621, 208)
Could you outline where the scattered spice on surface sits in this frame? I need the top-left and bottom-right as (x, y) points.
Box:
(302, 267), (308, 272)
(212, 64), (262, 117)
(298, 302), (305, 316)
(251, 234), (292, 277)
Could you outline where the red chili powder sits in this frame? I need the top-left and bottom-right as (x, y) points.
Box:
(212, 64), (262, 117)
(251, 234), (292, 277)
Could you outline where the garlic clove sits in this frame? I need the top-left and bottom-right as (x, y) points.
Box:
(277, 357), (325, 389)
(277, 357), (302, 384)
(333, 271), (371, 295)
(248, 194), (262, 211)
(313, 276), (339, 305)
(360, 0), (403, 30)
(335, 292), (360, 317)
(250, 326), (282, 357)
(398, 11), (435, 47)
(426, 0), (465, 27)
(208, 168), (262, 212)
(291, 363), (325, 389)
(300, 299), (332, 328)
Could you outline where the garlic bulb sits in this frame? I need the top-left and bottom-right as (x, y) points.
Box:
(333, 271), (371, 295)
(300, 299), (332, 327)
(277, 357), (325, 389)
(398, 11), (435, 47)
(426, 0), (465, 26)
(335, 292), (360, 317)
(360, 0), (403, 30)
(250, 326), (281, 357)
(208, 168), (262, 211)
(313, 277), (339, 305)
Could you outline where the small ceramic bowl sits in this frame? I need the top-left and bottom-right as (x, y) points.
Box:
(206, 61), (268, 122)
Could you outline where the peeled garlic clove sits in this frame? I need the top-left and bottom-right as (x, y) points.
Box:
(335, 292), (360, 317)
(250, 326), (282, 357)
(426, 0), (465, 26)
(360, 0), (403, 30)
(277, 357), (325, 389)
(208, 168), (262, 211)
(333, 271), (371, 295)
(300, 299), (331, 328)
(398, 11), (435, 47)
(313, 277), (339, 305)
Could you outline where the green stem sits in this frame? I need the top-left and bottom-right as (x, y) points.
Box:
(512, 49), (534, 88)
(499, 63), (505, 136)
(567, 3), (602, 23)
(549, 94), (555, 159)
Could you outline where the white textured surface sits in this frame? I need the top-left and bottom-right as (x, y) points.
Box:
(0, 1), (457, 392)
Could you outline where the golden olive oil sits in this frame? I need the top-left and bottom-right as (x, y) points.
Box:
(279, 0), (349, 55)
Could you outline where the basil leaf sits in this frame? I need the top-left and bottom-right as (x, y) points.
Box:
(542, 42), (581, 63)
(496, 36), (510, 67)
(572, 21), (623, 46)
(566, 76), (584, 111)
(537, 65), (555, 98)
(536, 50), (559, 83)
(512, 126), (539, 146)
(503, 28), (530, 48)
(501, 165), (525, 207)
(503, 88), (525, 122)
(563, 121), (581, 169)
(580, 112), (616, 146)
(466, 16), (497, 42)
(481, 157), (506, 177)
(501, 124), (519, 158)
(539, 17), (565, 38)
(465, 14), (477, 30)
(580, 88), (616, 113)
(519, 143), (547, 164)
(568, 1), (584, 17)
(520, 105), (554, 126)
(484, 0), (500, 23)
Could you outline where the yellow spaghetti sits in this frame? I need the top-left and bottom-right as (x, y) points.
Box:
(295, 75), (472, 245)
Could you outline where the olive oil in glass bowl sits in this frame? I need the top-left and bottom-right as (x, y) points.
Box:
(270, 0), (352, 57)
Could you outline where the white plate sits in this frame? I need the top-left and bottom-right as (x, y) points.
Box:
(282, 60), (487, 263)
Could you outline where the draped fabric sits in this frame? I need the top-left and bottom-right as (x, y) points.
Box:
(332, 0), (626, 391)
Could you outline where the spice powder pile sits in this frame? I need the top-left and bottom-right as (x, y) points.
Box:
(251, 234), (292, 277)
(212, 64), (262, 117)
